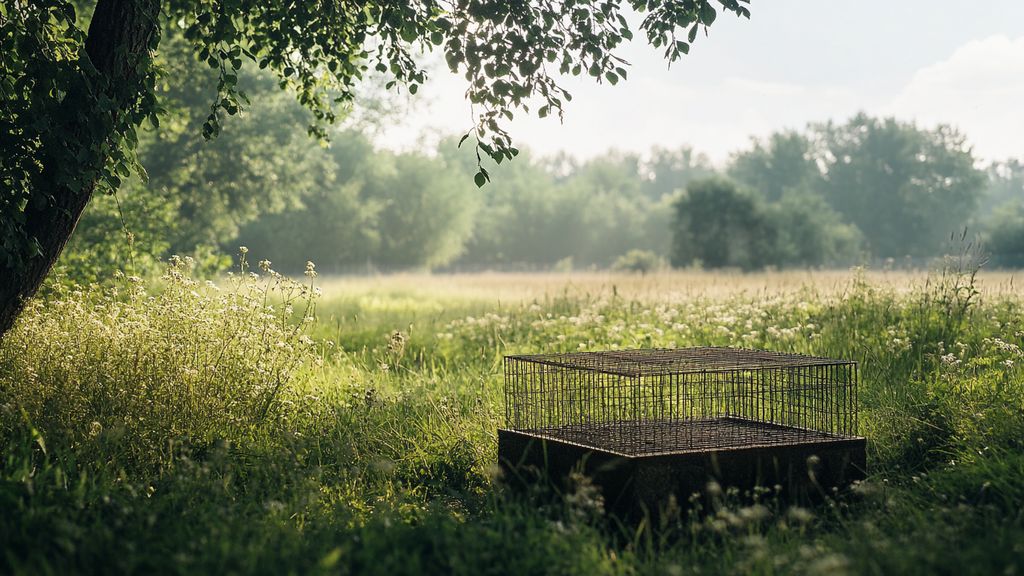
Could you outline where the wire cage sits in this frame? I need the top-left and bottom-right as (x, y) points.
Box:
(503, 347), (859, 457)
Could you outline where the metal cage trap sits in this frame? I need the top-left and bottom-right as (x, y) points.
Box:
(498, 347), (866, 513)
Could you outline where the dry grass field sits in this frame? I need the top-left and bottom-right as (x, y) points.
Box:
(316, 268), (1022, 306)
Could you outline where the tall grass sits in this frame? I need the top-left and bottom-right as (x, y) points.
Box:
(0, 255), (320, 475)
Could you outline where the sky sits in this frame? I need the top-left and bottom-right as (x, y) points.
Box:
(374, 0), (1024, 166)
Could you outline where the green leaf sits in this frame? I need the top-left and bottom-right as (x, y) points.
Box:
(700, 3), (717, 24)
(400, 26), (418, 43)
(474, 171), (487, 187)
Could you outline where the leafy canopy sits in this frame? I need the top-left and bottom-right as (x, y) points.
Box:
(2, 0), (749, 272)
(165, 0), (751, 179)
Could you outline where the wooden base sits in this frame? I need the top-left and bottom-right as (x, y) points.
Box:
(498, 427), (867, 517)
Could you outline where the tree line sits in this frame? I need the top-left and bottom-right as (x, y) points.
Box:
(63, 63), (1023, 277)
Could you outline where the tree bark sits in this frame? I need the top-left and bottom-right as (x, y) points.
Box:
(0, 0), (160, 339)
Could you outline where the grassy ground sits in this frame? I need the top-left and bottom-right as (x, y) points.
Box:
(2, 261), (1023, 574)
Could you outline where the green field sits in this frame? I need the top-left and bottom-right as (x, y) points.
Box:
(2, 264), (1023, 575)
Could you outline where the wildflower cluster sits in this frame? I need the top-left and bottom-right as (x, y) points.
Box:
(437, 292), (824, 355)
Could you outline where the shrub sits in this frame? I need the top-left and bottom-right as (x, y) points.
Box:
(611, 250), (662, 275)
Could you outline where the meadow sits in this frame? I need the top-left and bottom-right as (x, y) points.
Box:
(1, 260), (1023, 575)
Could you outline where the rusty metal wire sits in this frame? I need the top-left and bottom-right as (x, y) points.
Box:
(504, 347), (859, 456)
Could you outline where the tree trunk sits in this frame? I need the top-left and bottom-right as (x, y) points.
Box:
(0, 0), (160, 339)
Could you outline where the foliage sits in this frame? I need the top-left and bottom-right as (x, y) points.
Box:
(372, 153), (479, 269)
(232, 141), (714, 273)
(141, 45), (326, 254)
(611, 249), (663, 275)
(450, 145), (585, 269)
(817, 114), (985, 259)
(53, 39), (333, 281)
(724, 114), (988, 265)
(667, 174), (864, 270)
(729, 130), (822, 203)
(979, 160), (1024, 268)
(448, 146), (710, 270)
(0, 0), (155, 269)
(670, 177), (778, 270)
(563, 152), (677, 264)
(641, 146), (718, 201)
(224, 112), (984, 274)
(986, 208), (1024, 268)
(233, 132), (477, 272)
(55, 188), (178, 284)
(976, 159), (1024, 224)
(50, 91), (1011, 278)
(768, 189), (863, 268)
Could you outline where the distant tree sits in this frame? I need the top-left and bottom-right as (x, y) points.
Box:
(232, 132), (383, 274)
(56, 183), (179, 283)
(977, 160), (1024, 224)
(670, 178), (777, 270)
(638, 146), (717, 256)
(452, 146), (700, 269)
(816, 114), (985, 259)
(565, 153), (659, 265)
(768, 190), (862, 267)
(448, 143), (578, 268)
(611, 249), (663, 275)
(728, 131), (822, 203)
(235, 133), (478, 272)
(988, 215), (1024, 268)
(1, 0), (751, 338)
(641, 146), (716, 201)
(978, 160), (1024, 268)
(371, 153), (478, 269)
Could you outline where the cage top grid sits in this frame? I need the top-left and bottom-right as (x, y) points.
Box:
(505, 346), (855, 378)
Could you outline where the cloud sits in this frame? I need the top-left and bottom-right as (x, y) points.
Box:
(883, 35), (1024, 161)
